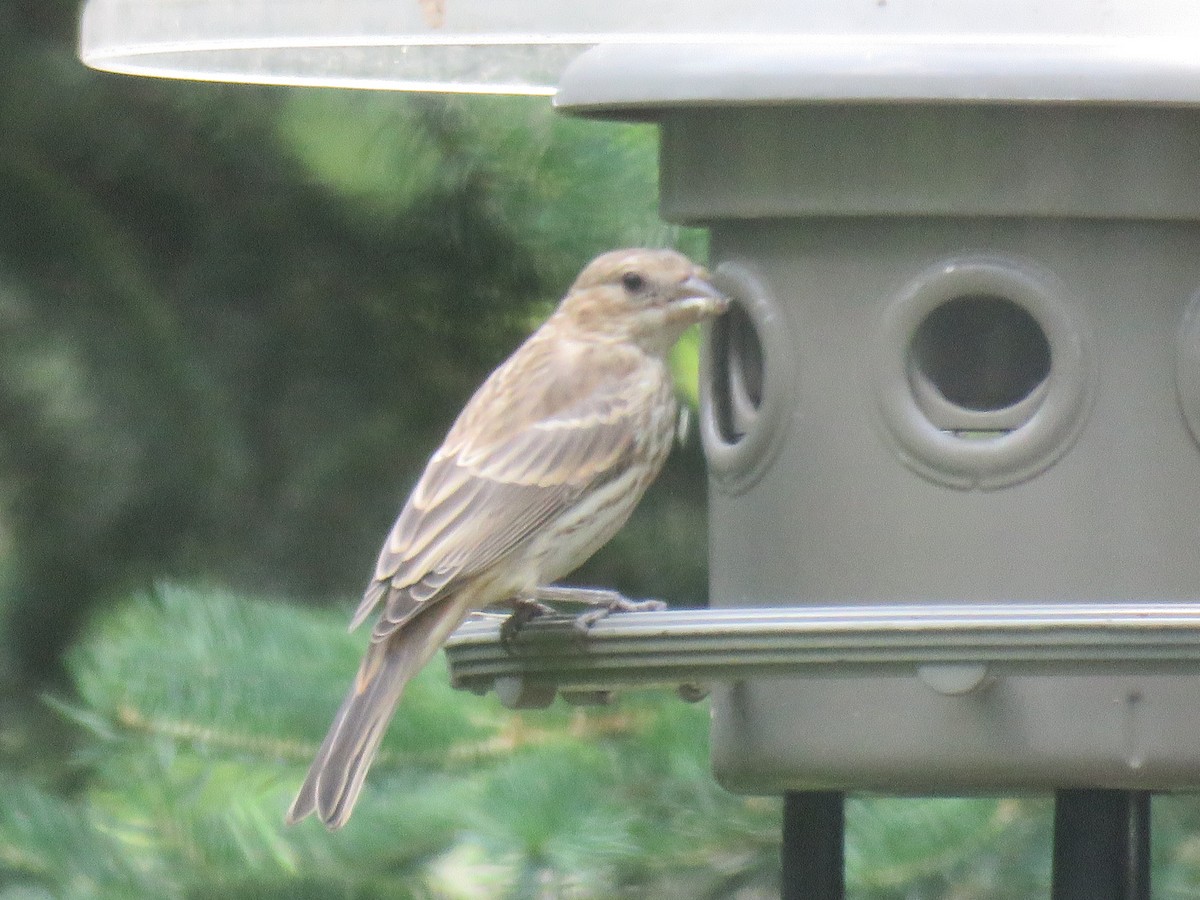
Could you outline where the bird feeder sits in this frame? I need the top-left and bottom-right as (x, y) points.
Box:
(78, 1), (1200, 896)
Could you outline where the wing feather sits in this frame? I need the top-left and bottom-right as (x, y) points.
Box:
(350, 336), (661, 638)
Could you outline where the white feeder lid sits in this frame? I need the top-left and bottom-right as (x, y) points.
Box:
(78, 0), (1200, 99)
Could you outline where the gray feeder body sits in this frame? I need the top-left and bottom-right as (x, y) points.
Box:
(556, 42), (1200, 793)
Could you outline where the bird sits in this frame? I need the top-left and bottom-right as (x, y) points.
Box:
(285, 248), (727, 829)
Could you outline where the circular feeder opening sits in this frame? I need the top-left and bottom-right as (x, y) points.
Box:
(700, 261), (794, 495)
(908, 294), (1052, 432)
(709, 300), (764, 445)
(874, 256), (1093, 489)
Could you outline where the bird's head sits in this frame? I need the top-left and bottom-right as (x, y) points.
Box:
(556, 248), (728, 354)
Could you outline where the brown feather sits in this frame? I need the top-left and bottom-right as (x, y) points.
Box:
(354, 340), (649, 634)
(288, 248), (727, 828)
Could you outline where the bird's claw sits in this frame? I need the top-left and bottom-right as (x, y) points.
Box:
(499, 598), (557, 651)
(573, 597), (667, 634)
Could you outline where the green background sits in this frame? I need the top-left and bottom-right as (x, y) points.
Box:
(4, 2), (1200, 896)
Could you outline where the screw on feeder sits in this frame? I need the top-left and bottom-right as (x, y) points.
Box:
(495, 676), (559, 710)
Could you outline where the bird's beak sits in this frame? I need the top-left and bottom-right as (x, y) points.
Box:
(676, 272), (729, 318)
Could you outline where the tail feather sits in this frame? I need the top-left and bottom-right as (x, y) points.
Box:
(286, 597), (471, 829)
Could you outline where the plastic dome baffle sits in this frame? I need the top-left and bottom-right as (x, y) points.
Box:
(79, 0), (1200, 95)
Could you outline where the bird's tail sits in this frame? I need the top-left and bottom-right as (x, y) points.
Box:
(285, 599), (468, 829)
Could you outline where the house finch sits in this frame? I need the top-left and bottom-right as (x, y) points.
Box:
(286, 248), (727, 829)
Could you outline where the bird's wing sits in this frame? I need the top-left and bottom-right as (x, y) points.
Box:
(351, 337), (657, 640)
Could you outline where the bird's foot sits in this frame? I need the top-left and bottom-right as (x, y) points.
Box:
(498, 597), (557, 652)
(572, 596), (668, 633)
(523, 586), (666, 635)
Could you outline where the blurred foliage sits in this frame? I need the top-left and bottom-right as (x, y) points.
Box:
(4, 586), (774, 898)
(0, 1), (725, 892)
(0, 0), (704, 682)
(0, 585), (1084, 899)
(14, 585), (1200, 899)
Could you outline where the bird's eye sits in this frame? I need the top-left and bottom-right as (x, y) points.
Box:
(621, 272), (646, 293)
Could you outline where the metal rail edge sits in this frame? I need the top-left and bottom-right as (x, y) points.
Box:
(443, 603), (1200, 708)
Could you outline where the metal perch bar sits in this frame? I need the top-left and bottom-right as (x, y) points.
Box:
(445, 603), (1200, 707)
